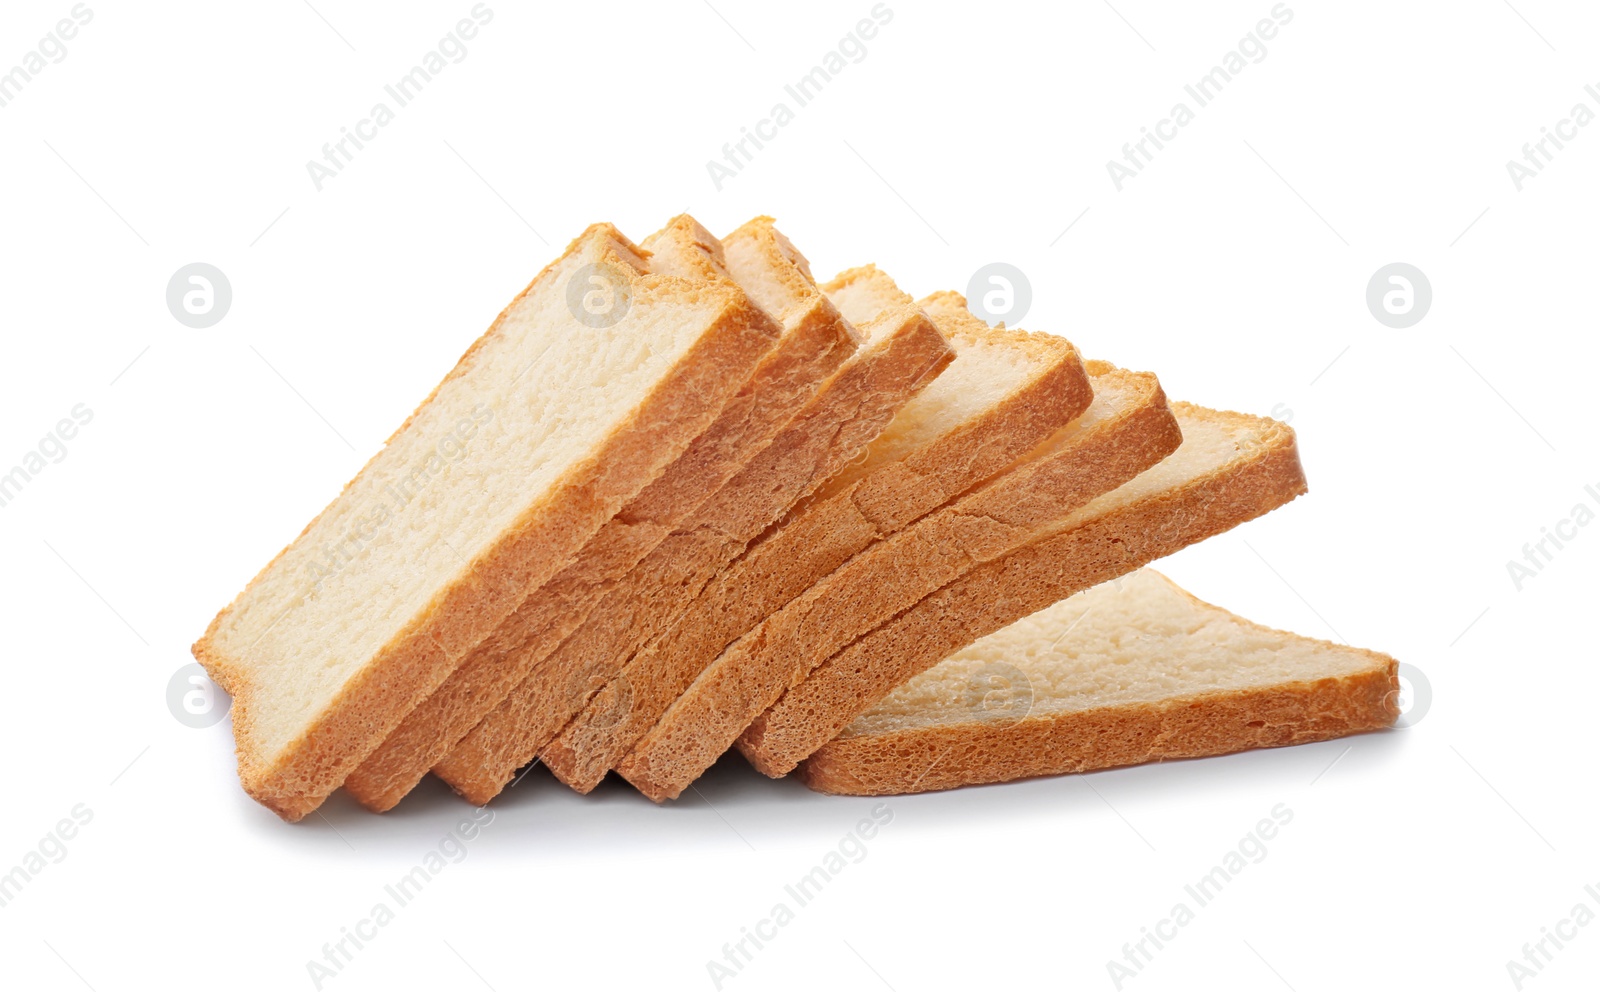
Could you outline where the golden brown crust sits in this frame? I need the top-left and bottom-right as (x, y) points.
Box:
(433, 306), (954, 805)
(543, 309), (1099, 796)
(339, 221), (856, 813)
(793, 292), (1087, 527)
(818, 264), (912, 310)
(537, 300), (1094, 798)
(192, 223), (780, 821)
(680, 301), (1093, 675)
(723, 216), (824, 310)
(797, 659), (1399, 796)
(642, 215), (730, 282)
(192, 223), (641, 698)
(615, 366), (1183, 801)
(536, 306), (956, 790)
(729, 405), (1310, 785)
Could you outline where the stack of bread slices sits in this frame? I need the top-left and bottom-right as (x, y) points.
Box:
(193, 216), (1399, 821)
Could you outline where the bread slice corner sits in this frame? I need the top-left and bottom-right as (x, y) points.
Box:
(614, 356), (1183, 800)
(730, 402), (1311, 783)
(540, 271), (1110, 797)
(798, 569), (1399, 795)
(194, 221), (779, 820)
(431, 228), (954, 807)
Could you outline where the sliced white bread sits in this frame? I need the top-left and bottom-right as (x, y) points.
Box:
(538, 275), (1102, 793)
(799, 569), (1399, 795)
(432, 259), (956, 806)
(341, 216), (859, 812)
(192, 223), (780, 820)
(610, 360), (1182, 797)
(724, 404), (1310, 788)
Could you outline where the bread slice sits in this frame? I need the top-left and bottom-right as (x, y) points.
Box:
(798, 569), (1399, 795)
(192, 223), (782, 821)
(646, 272), (1093, 686)
(538, 275), (1099, 793)
(432, 266), (956, 806)
(610, 361), (1181, 798)
(340, 217), (859, 812)
(724, 404), (1310, 787)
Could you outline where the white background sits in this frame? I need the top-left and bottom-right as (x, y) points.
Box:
(1, 1), (1595, 989)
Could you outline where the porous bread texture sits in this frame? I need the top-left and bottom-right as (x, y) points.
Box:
(639, 280), (1094, 721)
(720, 215), (823, 319)
(731, 404), (1310, 784)
(615, 362), (1181, 798)
(798, 569), (1399, 795)
(340, 216), (857, 812)
(538, 274), (1098, 794)
(193, 222), (780, 821)
(821, 264), (909, 325)
(801, 276), (1075, 513)
(432, 274), (955, 806)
